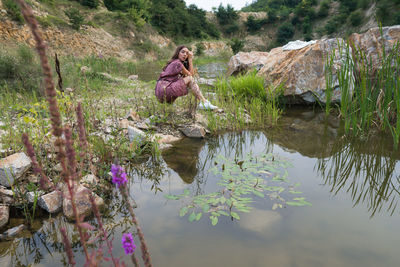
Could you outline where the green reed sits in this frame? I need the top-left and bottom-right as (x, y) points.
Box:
(325, 34), (400, 147)
(211, 71), (284, 132)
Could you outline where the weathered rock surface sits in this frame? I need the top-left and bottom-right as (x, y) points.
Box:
(153, 134), (182, 144)
(128, 126), (147, 143)
(227, 51), (271, 76)
(80, 174), (99, 187)
(27, 191), (44, 204)
(0, 205), (9, 228)
(38, 191), (62, 213)
(228, 38), (352, 104)
(179, 124), (206, 138)
(62, 185), (104, 221)
(349, 25), (400, 68)
(0, 153), (32, 187)
(0, 186), (14, 205)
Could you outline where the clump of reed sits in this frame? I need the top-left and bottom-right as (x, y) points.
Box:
(208, 71), (284, 132)
(15, 0), (152, 266)
(325, 33), (400, 148)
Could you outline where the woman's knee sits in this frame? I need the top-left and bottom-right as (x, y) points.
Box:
(184, 76), (194, 85)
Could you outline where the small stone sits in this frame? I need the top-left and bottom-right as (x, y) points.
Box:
(0, 205), (9, 228)
(63, 185), (104, 220)
(128, 74), (138, 81)
(54, 163), (63, 172)
(119, 119), (130, 129)
(126, 109), (140, 121)
(38, 191), (62, 213)
(80, 174), (98, 186)
(0, 153), (32, 187)
(27, 174), (40, 184)
(127, 126), (146, 143)
(179, 124), (206, 138)
(27, 191), (44, 203)
(80, 66), (91, 74)
(65, 87), (74, 93)
(0, 224), (25, 240)
(153, 134), (181, 144)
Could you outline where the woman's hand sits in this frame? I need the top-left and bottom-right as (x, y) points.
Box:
(188, 51), (193, 60)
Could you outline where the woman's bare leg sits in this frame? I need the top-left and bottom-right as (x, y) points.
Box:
(184, 76), (206, 102)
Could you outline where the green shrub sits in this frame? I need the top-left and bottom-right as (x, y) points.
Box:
(349, 10), (363, 26)
(246, 15), (267, 33)
(276, 22), (294, 45)
(318, 0), (330, 18)
(195, 42), (205, 56)
(65, 8), (84, 30)
(215, 3), (238, 25)
(80, 0), (99, 9)
(229, 38), (244, 54)
(0, 45), (42, 94)
(2, 0), (24, 23)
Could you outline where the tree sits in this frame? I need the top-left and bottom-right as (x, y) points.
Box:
(276, 22), (294, 45)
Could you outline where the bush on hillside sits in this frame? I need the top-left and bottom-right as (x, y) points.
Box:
(215, 4), (238, 26)
(80, 0), (99, 9)
(0, 46), (42, 94)
(276, 22), (294, 45)
(195, 42), (205, 56)
(2, 0), (24, 23)
(229, 38), (244, 54)
(349, 10), (363, 26)
(246, 15), (267, 33)
(65, 8), (84, 30)
(318, 0), (330, 18)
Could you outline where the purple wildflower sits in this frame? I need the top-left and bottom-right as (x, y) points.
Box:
(122, 233), (136, 255)
(111, 164), (128, 188)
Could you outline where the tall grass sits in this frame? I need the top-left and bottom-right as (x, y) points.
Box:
(209, 71), (284, 132)
(325, 34), (400, 147)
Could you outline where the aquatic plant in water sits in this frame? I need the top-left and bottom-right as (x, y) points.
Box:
(165, 152), (311, 225)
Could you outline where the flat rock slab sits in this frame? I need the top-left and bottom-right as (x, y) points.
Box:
(179, 124), (206, 138)
(128, 126), (146, 143)
(38, 191), (62, 213)
(0, 153), (32, 187)
(63, 185), (104, 221)
(0, 205), (9, 228)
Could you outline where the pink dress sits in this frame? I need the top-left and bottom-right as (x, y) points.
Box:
(155, 59), (188, 103)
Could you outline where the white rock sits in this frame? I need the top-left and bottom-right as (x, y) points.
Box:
(38, 191), (62, 213)
(27, 191), (44, 203)
(128, 126), (146, 143)
(0, 153), (32, 187)
(282, 40), (316, 51)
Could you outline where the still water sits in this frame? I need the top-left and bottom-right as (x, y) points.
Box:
(1, 108), (399, 266)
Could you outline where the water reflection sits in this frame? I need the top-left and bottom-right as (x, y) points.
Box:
(317, 134), (400, 217)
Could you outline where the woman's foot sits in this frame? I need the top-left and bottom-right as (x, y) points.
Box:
(198, 99), (218, 110)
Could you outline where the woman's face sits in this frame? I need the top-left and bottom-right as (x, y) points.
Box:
(178, 47), (189, 61)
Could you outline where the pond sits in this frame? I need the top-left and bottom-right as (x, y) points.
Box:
(1, 108), (400, 266)
(136, 61), (227, 82)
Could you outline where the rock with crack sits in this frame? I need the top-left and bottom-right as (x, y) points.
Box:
(179, 124), (206, 138)
(0, 153), (32, 187)
(38, 190), (62, 213)
(0, 205), (9, 228)
(63, 185), (104, 221)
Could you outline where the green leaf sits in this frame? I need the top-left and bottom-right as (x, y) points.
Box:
(286, 201), (305, 206)
(165, 194), (179, 200)
(196, 212), (202, 221)
(210, 216), (218, 226)
(188, 212), (196, 222)
(202, 204), (210, 212)
(230, 212), (240, 220)
(179, 207), (188, 217)
(253, 190), (264, 198)
(218, 210), (230, 216)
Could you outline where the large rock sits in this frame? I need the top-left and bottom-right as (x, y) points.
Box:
(63, 185), (104, 221)
(127, 126), (146, 143)
(0, 205), (9, 228)
(349, 25), (400, 68)
(179, 124), (206, 138)
(0, 153), (32, 187)
(227, 51), (270, 76)
(228, 38), (353, 104)
(38, 191), (62, 213)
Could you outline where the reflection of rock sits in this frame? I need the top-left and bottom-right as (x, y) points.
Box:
(0, 224), (25, 240)
(0, 153), (32, 187)
(162, 138), (206, 184)
(238, 208), (281, 234)
(0, 205), (9, 228)
(264, 108), (341, 158)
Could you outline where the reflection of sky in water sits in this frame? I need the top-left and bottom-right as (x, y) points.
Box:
(2, 130), (400, 266)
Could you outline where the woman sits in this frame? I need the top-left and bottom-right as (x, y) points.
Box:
(155, 45), (218, 110)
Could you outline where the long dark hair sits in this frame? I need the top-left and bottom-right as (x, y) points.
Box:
(163, 45), (189, 70)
